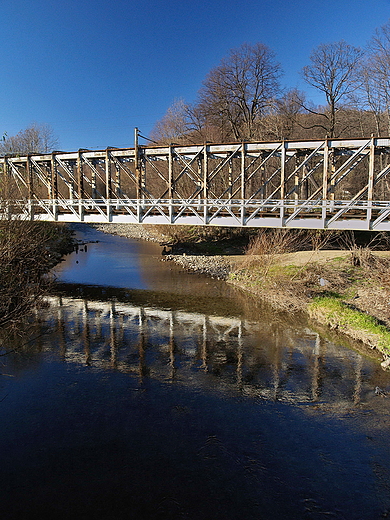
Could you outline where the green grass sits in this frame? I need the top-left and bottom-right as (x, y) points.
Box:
(308, 296), (390, 353)
(266, 264), (302, 276)
(329, 255), (349, 262)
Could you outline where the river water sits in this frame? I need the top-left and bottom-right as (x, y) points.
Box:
(1, 224), (390, 519)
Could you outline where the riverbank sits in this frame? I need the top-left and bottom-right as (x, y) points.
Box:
(228, 248), (390, 363)
(90, 224), (390, 366)
(0, 221), (75, 328)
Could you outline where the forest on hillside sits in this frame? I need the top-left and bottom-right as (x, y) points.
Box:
(150, 19), (390, 146)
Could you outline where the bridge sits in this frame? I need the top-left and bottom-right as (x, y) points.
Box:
(2, 136), (390, 230)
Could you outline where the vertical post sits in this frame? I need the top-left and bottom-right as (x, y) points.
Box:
(329, 139), (336, 206)
(203, 144), (208, 224)
(168, 145), (174, 223)
(201, 316), (208, 370)
(294, 154), (299, 206)
(367, 136), (375, 228)
(77, 151), (84, 221)
(241, 143), (245, 225)
(197, 158), (202, 210)
(115, 160), (121, 199)
(77, 151), (84, 199)
(237, 321), (243, 389)
(91, 160), (97, 199)
(134, 127), (141, 199)
(69, 162), (74, 201)
(51, 153), (58, 220)
(27, 155), (33, 199)
(109, 301), (117, 369)
(168, 312), (175, 380)
(280, 141), (286, 224)
(2, 157), (10, 219)
(228, 157), (233, 201)
(105, 149), (112, 221)
(311, 334), (322, 401)
(47, 160), (52, 201)
(105, 149), (111, 199)
(228, 156), (233, 215)
(134, 127), (142, 222)
(260, 162), (265, 200)
(303, 158), (309, 200)
(322, 139), (329, 221)
(138, 307), (147, 380)
(26, 156), (34, 219)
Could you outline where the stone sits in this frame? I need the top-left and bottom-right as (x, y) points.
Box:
(381, 358), (390, 370)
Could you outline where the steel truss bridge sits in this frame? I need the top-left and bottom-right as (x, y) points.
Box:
(3, 136), (390, 230)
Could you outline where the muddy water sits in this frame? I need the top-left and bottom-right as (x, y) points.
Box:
(1, 224), (390, 519)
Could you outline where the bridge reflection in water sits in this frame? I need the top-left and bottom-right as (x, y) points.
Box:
(36, 294), (377, 407)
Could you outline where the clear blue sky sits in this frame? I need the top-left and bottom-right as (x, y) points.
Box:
(1, 0), (389, 151)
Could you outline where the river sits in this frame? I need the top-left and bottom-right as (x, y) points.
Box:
(1, 224), (390, 519)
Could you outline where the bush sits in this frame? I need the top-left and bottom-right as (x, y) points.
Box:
(0, 220), (73, 328)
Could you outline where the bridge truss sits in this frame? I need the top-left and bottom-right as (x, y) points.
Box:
(2, 137), (390, 230)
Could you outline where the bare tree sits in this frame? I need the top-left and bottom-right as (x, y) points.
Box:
(357, 60), (386, 136)
(258, 88), (305, 140)
(302, 41), (363, 137)
(0, 123), (58, 156)
(364, 20), (390, 135)
(196, 42), (282, 141)
(150, 99), (192, 145)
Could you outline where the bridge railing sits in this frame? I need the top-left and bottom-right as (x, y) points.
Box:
(2, 197), (390, 230)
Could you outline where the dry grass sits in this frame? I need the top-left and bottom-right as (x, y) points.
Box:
(245, 228), (340, 257)
(241, 229), (336, 281)
(229, 228), (390, 316)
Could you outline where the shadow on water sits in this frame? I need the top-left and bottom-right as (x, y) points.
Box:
(1, 224), (390, 519)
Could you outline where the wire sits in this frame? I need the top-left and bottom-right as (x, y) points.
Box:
(138, 133), (158, 144)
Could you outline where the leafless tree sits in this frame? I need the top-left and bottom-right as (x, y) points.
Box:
(258, 88), (305, 140)
(0, 123), (58, 156)
(363, 20), (390, 135)
(356, 61), (386, 136)
(196, 42), (282, 141)
(301, 41), (364, 137)
(150, 99), (193, 145)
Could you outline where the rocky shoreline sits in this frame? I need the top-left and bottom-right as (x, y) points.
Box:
(91, 223), (164, 242)
(161, 254), (233, 280)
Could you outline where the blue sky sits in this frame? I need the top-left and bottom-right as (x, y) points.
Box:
(1, 0), (390, 151)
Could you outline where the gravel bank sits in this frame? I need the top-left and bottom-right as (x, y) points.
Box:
(90, 223), (165, 242)
(162, 254), (233, 280)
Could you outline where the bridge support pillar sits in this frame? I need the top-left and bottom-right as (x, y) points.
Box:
(78, 202), (84, 222)
(26, 199), (34, 220)
(137, 199), (142, 224)
(106, 202), (112, 222)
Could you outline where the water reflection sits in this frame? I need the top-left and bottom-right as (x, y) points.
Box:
(54, 224), (233, 296)
(28, 294), (383, 409)
(2, 224), (390, 519)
